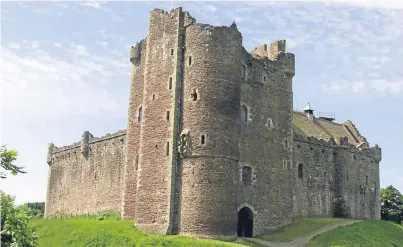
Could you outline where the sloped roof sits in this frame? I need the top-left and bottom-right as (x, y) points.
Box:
(293, 111), (360, 145)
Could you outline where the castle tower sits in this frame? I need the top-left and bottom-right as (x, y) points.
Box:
(178, 23), (243, 238)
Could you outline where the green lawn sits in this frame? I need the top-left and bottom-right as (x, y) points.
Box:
(308, 220), (403, 247)
(258, 217), (347, 242)
(30, 217), (247, 247)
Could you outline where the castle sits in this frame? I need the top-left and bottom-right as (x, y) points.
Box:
(45, 7), (381, 239)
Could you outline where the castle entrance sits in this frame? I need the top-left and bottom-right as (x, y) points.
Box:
(237, 207), (253, 237)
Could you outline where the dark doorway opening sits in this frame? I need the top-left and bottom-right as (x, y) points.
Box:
(237, 207), (253, 237)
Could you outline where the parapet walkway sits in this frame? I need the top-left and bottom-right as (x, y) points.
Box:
(243, 220), (362, 247)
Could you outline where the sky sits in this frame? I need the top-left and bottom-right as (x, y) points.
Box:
(0, 0), (402, 205)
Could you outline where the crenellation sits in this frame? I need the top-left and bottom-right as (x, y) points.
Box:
(45, 7), (381, 239)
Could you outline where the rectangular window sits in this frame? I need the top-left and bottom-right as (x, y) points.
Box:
(166, 142), (170, 156)
(166, 111), (170, 121)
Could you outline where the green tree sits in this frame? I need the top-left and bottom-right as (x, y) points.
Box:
(0, 145), (26, 179)
(0, 191), (38, 247)
(22, 202), (45, 219)
(381, 185), (403, 224)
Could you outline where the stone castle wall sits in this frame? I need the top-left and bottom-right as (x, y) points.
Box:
(45, 131), (126, 216)
(293, 133), (381, 220)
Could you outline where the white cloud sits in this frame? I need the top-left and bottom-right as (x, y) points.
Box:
(96, 41), (108, 48)
(53, 42), (62, 48)
(371, 80), (403, 94)
(205, 4), (217, 12)
(8, 43), (21, 50)
(0, 42), (130, 119)
(242, 0), (403, 9)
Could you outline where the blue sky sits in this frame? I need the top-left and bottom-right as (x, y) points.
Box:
(1, 1), (402, 204)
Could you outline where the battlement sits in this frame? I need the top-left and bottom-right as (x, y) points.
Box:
(49, 130), (127, 156)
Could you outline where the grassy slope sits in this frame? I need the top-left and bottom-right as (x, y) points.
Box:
(258, 217), (347, 242)
(30, 218), (246, 247)
(308, 220), (403, 247)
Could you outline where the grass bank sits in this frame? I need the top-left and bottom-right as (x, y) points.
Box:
(30, 217), (246, 247)
(257, 217), (346, 242)
(308, 220), (403, 247)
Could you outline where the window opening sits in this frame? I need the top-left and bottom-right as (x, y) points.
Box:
(242, 166), (252, 186)
(201, 135), (205, 145)
(298, 164), (303, 179)
(241, 65), (246, 79)
(241, 105), (248, 123)
(169, 77), (172, 90)
(191, 89), (198, 101)
(166, 111), (170, 121)
(166, 142), (169, 156)
(138, 107), (142, 123)
(170, 49), (174, 56)
(189, 56), (192, 66)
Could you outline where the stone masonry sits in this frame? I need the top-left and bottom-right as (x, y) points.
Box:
(45, 7), (382, 240)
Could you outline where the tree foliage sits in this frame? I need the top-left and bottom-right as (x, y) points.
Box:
(0, 146), (26, 179)
(381, 185), (403, 224)
(1, 191), (38, 247)
(22, 202), (46, 219)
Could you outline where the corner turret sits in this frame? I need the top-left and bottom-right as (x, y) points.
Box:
(80, 131), (91, 158)
(130, 41), (142, 66)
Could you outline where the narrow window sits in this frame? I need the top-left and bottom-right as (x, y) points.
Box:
(189, 55), (192, 66)
(284, 138), (288, 148)
(191, 89), (198, 101)
(135, 154), (139, 170)
(366, 175), (368, 185)
(241, 105), (248, 123)
(169, 77), (172, 90)
(241, 65), (246, 79)
(263, 76), (266, 82)
(298, 164), (303, 179)
(346, 170), (349, 181)
(137, 106), (142, 123)
(242, 166), (252, 186)
(170, 48), (174, 56)
(201, 135), (205, 145)
(152, 94), (155, 100)
(166, 111), (170, 121)
(166, 142), (169, 156)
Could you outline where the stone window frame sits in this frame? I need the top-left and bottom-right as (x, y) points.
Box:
(266, 117), (274, 129)
(239, 163), (256, 186)
(200, 134), (206, 145)
(298, 163), (303, 179)
(282, 158), (289, 169)
(284, 137), (289, 149)
(241, 64), (246, 79)
(137, 106), (143, 123)
(240, 102), (252, 124)
(190, 89), (199, 102)
(166, 141), (170, 156)
(168, 77), (173, 90)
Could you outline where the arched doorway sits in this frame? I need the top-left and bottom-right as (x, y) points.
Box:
(237, 207), (253, 237)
